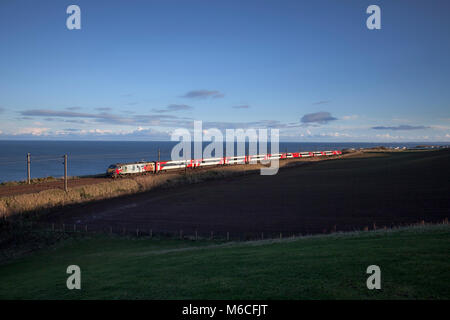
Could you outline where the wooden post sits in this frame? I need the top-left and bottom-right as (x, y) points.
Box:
(136, 228), (139, 237)
(27, 153), (31, 184)
(150, 229), (153, 238)
(224, 145), (227, 166)
(64, 154), (68, 192)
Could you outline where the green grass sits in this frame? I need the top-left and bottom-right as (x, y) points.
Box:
(0, 225), (449, 299)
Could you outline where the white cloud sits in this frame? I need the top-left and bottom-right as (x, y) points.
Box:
(431, 125), (450, 130)
(83, 129), (113, 135)
(16, 127), (49, 136)
(341, 115), (359, 121)
(375, 133), (402, 140)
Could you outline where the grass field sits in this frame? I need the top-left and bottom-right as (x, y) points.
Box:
(0, 224), (449, 299)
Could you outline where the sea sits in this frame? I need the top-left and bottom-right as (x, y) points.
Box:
(0, 140), (446, 183)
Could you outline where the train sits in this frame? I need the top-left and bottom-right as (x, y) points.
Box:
(106, 150), (342, 177)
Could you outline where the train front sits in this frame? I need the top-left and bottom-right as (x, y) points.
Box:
(106, 164), (121, 177)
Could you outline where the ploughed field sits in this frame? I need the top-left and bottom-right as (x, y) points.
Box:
(44, 150), (450, 237)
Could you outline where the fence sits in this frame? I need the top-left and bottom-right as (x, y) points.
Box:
(2, 217), (448, 242)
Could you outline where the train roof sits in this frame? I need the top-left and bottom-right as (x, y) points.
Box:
(110, 161), (154, 166)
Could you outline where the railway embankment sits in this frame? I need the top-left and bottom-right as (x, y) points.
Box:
(0, 153), (355, 218)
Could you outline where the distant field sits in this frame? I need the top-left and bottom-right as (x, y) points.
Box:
(43, 149), (450, 236)
(0, 225), (449, 299)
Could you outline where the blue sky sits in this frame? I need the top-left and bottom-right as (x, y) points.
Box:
(0, 0), (449, 141)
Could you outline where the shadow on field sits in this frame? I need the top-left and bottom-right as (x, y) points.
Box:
(41, 150), (449, 237)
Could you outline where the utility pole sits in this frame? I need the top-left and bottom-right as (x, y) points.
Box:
(158, 148), (160, 162)
(27, 153), (31, 184)
(64, 154), (68, 192)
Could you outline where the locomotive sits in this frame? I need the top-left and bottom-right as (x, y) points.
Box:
(106, 150), (342, 177)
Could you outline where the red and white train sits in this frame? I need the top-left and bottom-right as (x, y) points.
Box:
(106, 150), (342, 177)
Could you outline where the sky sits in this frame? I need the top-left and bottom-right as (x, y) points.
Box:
(0, 0), (449, 142)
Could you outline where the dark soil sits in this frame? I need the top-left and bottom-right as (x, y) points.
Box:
(40, 150), (450, 237)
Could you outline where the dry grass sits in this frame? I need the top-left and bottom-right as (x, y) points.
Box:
(0, 179), (138, 218)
